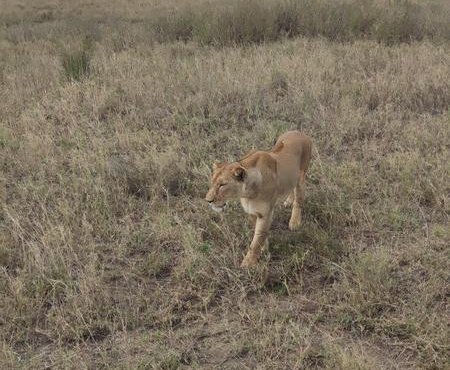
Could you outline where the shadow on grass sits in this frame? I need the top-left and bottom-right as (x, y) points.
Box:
(260, 205), (346, 295)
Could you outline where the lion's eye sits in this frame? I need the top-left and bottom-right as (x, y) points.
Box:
(219, 183), (227, 189)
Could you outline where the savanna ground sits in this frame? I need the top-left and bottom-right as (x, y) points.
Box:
(1, 0), (449, 369)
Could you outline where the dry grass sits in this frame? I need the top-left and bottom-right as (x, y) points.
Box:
(1, 1), (449, 369)
(2, 0), (450, 46)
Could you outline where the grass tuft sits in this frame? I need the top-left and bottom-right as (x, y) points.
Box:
(61, 37), (94, 81)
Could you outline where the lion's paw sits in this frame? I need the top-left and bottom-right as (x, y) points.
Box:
(289, 216), (302, 231)
(240, 256), (258, 268)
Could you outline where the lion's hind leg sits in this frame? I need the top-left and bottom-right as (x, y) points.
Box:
(283, 191), (294, 208)
(288, 170), (305, 231)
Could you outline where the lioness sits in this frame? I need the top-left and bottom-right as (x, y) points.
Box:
(205, 131), (312, 267)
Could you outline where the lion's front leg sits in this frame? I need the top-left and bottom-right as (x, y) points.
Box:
(248, 214), (257, 228)
(241, 210), (273, 268)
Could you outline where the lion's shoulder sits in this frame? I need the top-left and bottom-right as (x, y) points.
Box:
(242, 151), (277, 177)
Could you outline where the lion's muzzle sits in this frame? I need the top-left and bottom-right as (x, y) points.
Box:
(209, 203), (227, 213)
(205, 192), (227, 213)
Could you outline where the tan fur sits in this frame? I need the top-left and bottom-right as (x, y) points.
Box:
(205, 131), (312, 267)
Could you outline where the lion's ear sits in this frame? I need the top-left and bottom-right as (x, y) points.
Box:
(213, 160), (226, 170)
(233, 166), (246, 182)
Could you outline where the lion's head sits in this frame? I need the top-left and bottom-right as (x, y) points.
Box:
(205, 161), (247, 212)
